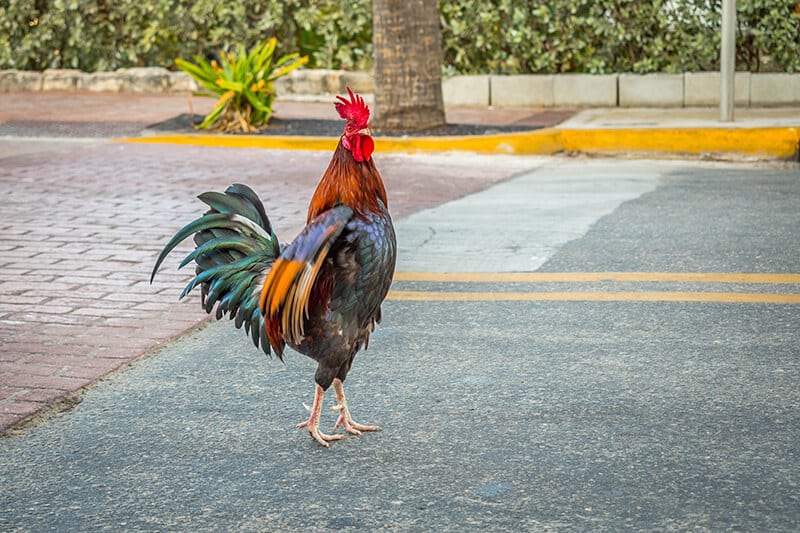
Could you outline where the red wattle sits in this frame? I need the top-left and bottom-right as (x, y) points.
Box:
(345, 134), (374, 162)
(361, 135), (374, 161)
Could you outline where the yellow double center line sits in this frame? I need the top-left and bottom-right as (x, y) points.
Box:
(388, 272), (800, 304)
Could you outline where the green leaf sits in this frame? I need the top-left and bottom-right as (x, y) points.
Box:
(243, 87), (271, 114)
(267, 53), (308, 81)
(197, 90), (235, 130)
(215, 78), (243, 92)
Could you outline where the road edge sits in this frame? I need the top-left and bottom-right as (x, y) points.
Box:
(116, 127), (800, 161)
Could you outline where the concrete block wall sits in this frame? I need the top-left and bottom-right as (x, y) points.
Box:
(0, 70), (44, 92)
(487, 74), (618, 108)
(750, 73), (800, 106)
(0, 67), (198, 94)
(273, 69), (373, 97)
(484, 72), (799, 108)
(684, 72), (750, 106)
(2, 68), (799, 107)
(441, 75), (490, 106)
(490, 75), (554, 107)
(619, 74), (683, 107)
(553, 74), (618, 107)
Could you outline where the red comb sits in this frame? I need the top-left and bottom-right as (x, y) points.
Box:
(335, 87), (370, 127)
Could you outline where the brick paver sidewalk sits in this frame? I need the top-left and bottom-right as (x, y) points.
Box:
(0, 91), (571, 128)
(0, 137), (537, 433)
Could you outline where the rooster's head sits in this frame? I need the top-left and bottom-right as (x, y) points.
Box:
(335, 87), (373, 162)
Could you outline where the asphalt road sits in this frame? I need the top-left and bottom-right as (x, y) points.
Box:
(1, 159), (798, 531)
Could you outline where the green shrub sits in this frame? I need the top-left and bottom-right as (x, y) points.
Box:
(737, 0), (800, 71)
(440, 0), (800, 74)
(176, 38), (307, 132)
(0, 0), (370, 72)
(1, 1), (798, 74)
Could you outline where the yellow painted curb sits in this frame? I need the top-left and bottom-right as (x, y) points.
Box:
(557, 127), (800, 159)
(119, 134), (339, 152)
(116, 131), (563, 155)
(116, 126), (800, 160)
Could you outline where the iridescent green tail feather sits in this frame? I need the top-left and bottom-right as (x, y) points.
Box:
(150, 184), (282, 358)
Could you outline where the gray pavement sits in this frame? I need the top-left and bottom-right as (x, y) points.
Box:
(1, 159), (798, 531)
(397, 160), (663, 272)
(557, 106), (800, 129)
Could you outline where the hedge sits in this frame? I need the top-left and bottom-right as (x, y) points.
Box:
(440, 0), (800, 74)
(0, 0), (373, 72)
(1, 0), (798, 74)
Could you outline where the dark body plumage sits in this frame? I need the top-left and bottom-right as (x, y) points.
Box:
(151, 104), (397, 445)
(290, 204), (396, 389)
(152, 141), (396, 388)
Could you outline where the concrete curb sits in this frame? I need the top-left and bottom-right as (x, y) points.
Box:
(116, 127), (800, 161)
(4, 68), (800, 107)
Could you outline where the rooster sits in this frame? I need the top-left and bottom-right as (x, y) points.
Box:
(150, 88), (397, 447)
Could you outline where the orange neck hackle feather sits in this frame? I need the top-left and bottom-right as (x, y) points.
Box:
(307, 138), (388, 222)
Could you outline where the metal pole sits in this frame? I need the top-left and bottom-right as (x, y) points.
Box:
(720, 0), (736, 122)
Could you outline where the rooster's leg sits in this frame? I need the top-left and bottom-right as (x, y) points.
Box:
(297, 384), (344, 447)
(331, 378), (381, 435)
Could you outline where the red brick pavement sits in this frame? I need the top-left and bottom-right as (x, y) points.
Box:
(0, 138), (538, 433)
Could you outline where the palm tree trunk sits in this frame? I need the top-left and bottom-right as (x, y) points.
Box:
(372, 0), (446, 131)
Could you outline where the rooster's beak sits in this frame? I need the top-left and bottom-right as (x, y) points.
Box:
(358, 127), (371, 136)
